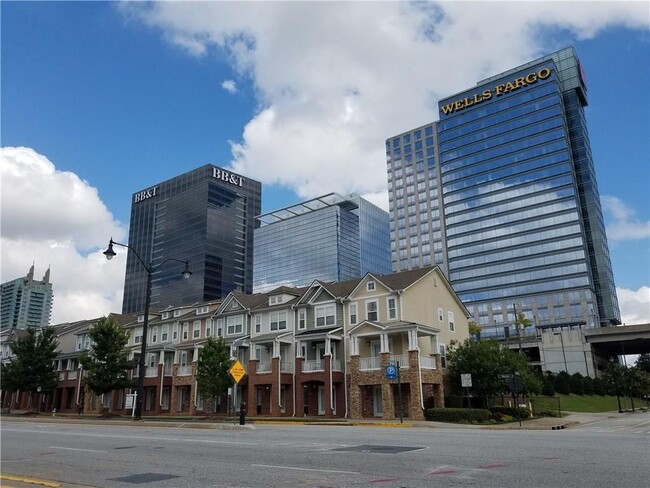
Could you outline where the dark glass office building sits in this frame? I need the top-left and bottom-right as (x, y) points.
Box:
(122, 165), (261, 314)
(253, 193), (391, 292)
(386, 47), (620, 335)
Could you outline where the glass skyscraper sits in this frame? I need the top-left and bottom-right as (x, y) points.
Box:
(386, 47), (620, 335)
(253, 193), (391, 292)
(122, 165), (261, 314)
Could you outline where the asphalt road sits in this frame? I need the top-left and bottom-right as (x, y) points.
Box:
(1, 413), (648, 488)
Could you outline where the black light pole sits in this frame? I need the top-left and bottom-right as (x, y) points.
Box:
(103, 238), (191, 420)
(553, 331), (568, 373)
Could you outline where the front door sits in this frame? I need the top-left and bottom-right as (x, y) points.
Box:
(373, 385), (383, 417)
(318, 386), (326, 415)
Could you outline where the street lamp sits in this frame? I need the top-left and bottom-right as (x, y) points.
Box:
(103, 238), (191, 420)
(553, 330), (568, 373)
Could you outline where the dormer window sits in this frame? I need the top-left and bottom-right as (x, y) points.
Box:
(173, 310), (181, 317)
(162, 312), (169, 320)
(137, 315), (145, 323)
(197, 306), (209, 315)
(367, 281), (375, 291)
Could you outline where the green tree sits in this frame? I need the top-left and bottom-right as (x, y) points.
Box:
(79, 316), (134, 404)
(582, 376), (594, 395)
(195, 337), (233, 413)
(635, 354), (650, 374)
(447, 338), (540, 406)
(0, 327), (59, 410)
(554, 371), (571, 395)
(540, 371), (556, 396)
(467, 321), (482, 340)
(570, 372), (585, 395)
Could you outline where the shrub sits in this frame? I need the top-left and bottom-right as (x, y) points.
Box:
(554, 371), (571, 395)
(582, 377), (594, 395)
(570, 373), (585, 395)
(592, 377), (607, 396)
(489, 405), (531, 419)
(536, 410), (560, 418)
(425, 407), (491, 423)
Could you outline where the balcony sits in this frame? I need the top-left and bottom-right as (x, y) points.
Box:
(164, 365), (173, 376)
(358, 354), (436, 371)
(390, 353), (410, 369)
(58, 371), (65, 381)
(178, 365), (192, 376)
(332, 359), (342, 372)
(360, 356), (381, 370)
(145, 367), (158, 377)
(257, 362), (272, 373)
(419, 356), (436, 369)
(67, 370), (78, 380)
(302, 360), (324, 372)
(280, 361), (293, 373)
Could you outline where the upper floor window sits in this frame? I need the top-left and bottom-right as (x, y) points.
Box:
(315, 305), (336, 327)
(298, 310), (306, 330)
(438, 307), (444, 322)
(349, 303), (357, 325)
(366, 300), (378, 321)
(387, 298), (397, 320)
(151, 326), (158, 343)
(254, 314), (261, 333)
(173, 310), (182, 317)
(197, 306), (209, 315)
(448, 311), (455, 332)
(137, 315), (145, 323)
(162, 324), (169, 342)
(162, 312), (169, 319)
(271, 311), (287, 331)
(193, 320), (201, 339)
(172, 323), (179, 341)
(439, 343), (447, 368)
(205, 319), (212, 338)
(182, 323), (189, 340)
(216, 318), (224, 337)
(134, 328), (143, 344)
(226, 315), (243, 335)
(367, 281), (375, 291)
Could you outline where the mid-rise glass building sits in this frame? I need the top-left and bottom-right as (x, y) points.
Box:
(386, 47), (620, 336)
(1, 265), (53, 329)
(253, 193), (391, 292)
(122, 165), (261, 314)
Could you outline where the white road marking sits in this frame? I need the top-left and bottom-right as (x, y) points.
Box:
(49, 446), (108, 453)
(252, 464), (359, 474)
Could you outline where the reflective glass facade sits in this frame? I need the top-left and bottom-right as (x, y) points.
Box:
(386, 47), (620, 333)
(122, 165), (261, 314)
(253, 194), (391, 292)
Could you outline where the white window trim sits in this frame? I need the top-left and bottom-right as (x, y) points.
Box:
(226, 315), (244, 336)
(173, 310), (181, 317)
(448, 311), (455, 332)
(387, 297), (397, 320)
(270, 311), (287, 331)
(367, 281), (375, 291)
(349, 302), (358, 325)
(254, 314), (262, 333)
(193, 320), (201, 339)
(438, 307), (444, 322)
(315, 304), (336, 327)
(298, 309), (306, 330)
(365, 299), (378, 321)
(182, 323), (189, 340)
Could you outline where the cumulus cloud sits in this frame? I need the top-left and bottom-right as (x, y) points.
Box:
(119, 1), (649, 204)
(222, 79), (238, 93)
(0, 147), (128, 324)
(617, 286), (650, 325)
(602, 195), (650, 241)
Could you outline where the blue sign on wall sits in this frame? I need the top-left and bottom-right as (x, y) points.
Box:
(385, 364), (397, 380)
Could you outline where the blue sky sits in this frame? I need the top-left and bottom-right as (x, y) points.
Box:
(1, 1), (648, 324)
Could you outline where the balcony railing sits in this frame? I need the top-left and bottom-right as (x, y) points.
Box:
(390, 354), (410, 369)
(145, 367), (158, 377)
(332, 359), (342, 371)
(360, 356), (381, 370)
(67, 370), (78, 380)
(419, 355), (437, 369)
(257, 362), (271, 373)
(163, 365), (173, 376)
(280, 361), (293, 373)
(302, 360), (324, 372)
(178, 365), (192, 376)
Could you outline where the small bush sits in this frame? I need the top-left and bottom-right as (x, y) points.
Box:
(536, 409), (560, 418)
(425, 407), (491, 423)
(489, 405), (531, 419)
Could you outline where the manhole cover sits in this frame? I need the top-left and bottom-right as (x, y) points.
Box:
(333, 445), (423, 454)
(108, 473), (180, 484)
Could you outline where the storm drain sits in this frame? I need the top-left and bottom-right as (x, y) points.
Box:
(333, 445), (424, 454)
(108, 473), (180, 484)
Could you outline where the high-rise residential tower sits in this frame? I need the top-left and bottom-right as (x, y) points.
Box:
(253, 193), (391, 292)
(122, 165), (261, 314)
(386, 47), (620, 343)
(1, 265), (53, 329)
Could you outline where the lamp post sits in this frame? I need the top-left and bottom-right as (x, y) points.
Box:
(553, 331), (568, 373)
(103, 238), (191, 420)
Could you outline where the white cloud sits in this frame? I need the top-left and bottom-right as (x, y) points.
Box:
(617, 286), (650, 325)
(120, 1), (649, 205)
(222, 79), (238, 93)
(0, 147), (128, 324)
(602, 195), (650, 241)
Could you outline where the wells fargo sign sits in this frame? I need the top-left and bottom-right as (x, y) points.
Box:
(440, 67), (552, 116)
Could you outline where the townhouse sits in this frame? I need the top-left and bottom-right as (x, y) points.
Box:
(2, 267), (470, 420)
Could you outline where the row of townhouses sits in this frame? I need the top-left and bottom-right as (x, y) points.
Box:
(1, 266), (470, 420)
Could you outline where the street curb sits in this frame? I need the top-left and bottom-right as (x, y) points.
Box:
(1, 474), (61, 487)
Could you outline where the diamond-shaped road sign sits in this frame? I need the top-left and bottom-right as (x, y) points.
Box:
(229, 360), (246, 384)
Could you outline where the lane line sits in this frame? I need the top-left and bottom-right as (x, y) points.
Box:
(49, 446), (108, 453)
(0, 474), (60, 487)
(1, 428), (257, 446)
(251, 464), (359, 474)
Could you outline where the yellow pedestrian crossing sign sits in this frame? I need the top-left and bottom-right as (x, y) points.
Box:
(229, 360), (246, 384)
